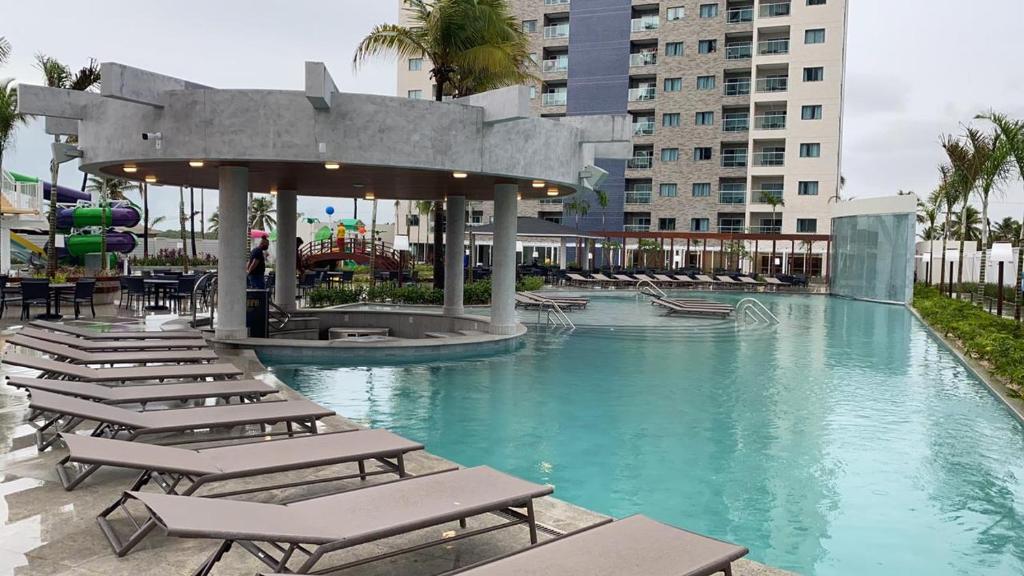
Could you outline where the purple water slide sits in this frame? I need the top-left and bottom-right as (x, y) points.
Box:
(42, 181), (91, 204)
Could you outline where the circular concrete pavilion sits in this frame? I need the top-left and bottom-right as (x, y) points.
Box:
(19, 62), (631, 340)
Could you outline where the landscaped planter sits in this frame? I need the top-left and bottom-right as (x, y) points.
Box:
(94, 279), (120, 305)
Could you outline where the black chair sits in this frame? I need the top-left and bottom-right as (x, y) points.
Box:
(118, 276), (131, 310)
(125, 276), (147, 313)
(61, 279), (97, 319)
(0, 275), (22, 318)
(20, 279), (51, 320)
(174, 276), (197, 313)
(341, 270), (354, 285)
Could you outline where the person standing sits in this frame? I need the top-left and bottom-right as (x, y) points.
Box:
(247, 237), (269, 289)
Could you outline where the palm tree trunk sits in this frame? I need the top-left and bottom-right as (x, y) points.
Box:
(956, 200), (968, 287)
(1017, 209), (1024, 319)
(368, 199), (378, 285)
(190, 187), (197, 258)
(99, 190), (108, 272)
(179, 186), (189, 273)
(142, 182), (150, 259)
(976, 197), (990, 303)
(432, 200), (444, 289)
(47, 137), (59, 278)
(200, 188), (205, 239)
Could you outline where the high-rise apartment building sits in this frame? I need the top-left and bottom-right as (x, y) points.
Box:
(396, 0), (847, 244)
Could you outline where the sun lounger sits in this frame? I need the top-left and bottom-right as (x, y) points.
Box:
(589, 273), (625, 285)
(18, 326), (209, 351)
(632, 273), (660, 284)
(765, 277), (791, 286)
(672, 275), (697, 284)
(716, 275), (741, 284)
(122, 466), (553, 571)
(652, 297), (732, 318)
(31, 320), (200, 340)
(694, 274), (719, 284)
(652, 274), (682, 284)
(444, 514), (748, 576)
(565, 273), (599, 286)
(7, 376), (275, 409)
(7, 334), (219, 365)
(515, 292), (588, 310)
(612, 274), (637, 283)
(738, 276), (763, 285)
(2, 352), (242, 382)
(25, 389), (333, 451)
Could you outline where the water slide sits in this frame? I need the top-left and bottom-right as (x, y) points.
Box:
(65, 232), (138, 256)
(56, 206), (141, 229)
(10, 232), (44, 264)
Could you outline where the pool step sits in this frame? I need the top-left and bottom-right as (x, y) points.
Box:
(457, 330), (485, 336)
(423, 331), (463, 339)
(269, 328), (319, 340)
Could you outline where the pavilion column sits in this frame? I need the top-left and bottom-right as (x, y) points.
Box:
(490, 184), (518, 335)
(559, 237), (567, 269)
(216, 166), (249, 339)
(443, 195), (466, 317)
(275, 189), (297, 312)
(0, 223), (10, 274)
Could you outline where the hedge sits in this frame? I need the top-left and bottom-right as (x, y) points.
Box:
(913, 285), (1024, 395)
(306, 276), (545, 308)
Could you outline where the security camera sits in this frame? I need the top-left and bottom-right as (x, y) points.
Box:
(141, 132), (162, 141)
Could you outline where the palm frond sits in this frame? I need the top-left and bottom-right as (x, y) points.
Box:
(353, 24), (429, 68)
(35, 53), (70, 88)
(0, 37), (11, 67)
(68, 58), (101, 92)
(0, 79), (30, 154)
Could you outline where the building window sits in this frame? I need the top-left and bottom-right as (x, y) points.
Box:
(665, 42), (684, 56)
(696, 75), (716, 90)
(800, 143), (822, 158)
(692, 183), (712, 197)
(803, 67), (824, 82)
(659, 183), (679, 197)
(661, 148), (679, 162)
(695, 111), (714, 125)
(663, 77), (682, 92)
(529, 86), (537, 99)
(693, 147), (713, 161)
(801, 105), (823, 120)
(805, 28), (826, 44)
(663, 113), (681, 127)
(667, 6), (685, 20)
(807, 0), (826, 4)
(797, 218), (818, 233)
(699, 4), (719, 18)
(522, 20), (537, 33)
(698, 39), (718, 54)
(658, 218), (677, 231)
(408, 58), (423, 71)
(407, 90), (423, 99)
(798, 181), (820, 195)
(691, 218), (710, 232)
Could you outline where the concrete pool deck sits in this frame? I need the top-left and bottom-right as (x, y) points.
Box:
(0, 319), (792, 575)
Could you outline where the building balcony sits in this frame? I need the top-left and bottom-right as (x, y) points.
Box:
(719, 190), (747, 204)
(624, 192), (653, 205)
(719, 225), (747, 233)
(722, 116), (750, 132)
(721, 152), (749, 168)
(538, 197), (564, 205)
(624, 224), (652, 232)
(726, 43), (753, 60)
(628, 87), (656, 102)
(755, 77), (788, 93)
(758, 39), (790, 56)
(626, 156), (653, 169)
(543, 57), (569, 73)
(754, 114), (787, 130)
(629, 52), (658, 67)
(752, 151), (786, 167)
(544, 24), (570, 39)
(751, 189), (784, 203)
(749, 225), (782, 234)
(724, 80), (751, 96)
(542, 92), (567, 106)
(759, 2), (791, 17)
(544, 0), (570, 5)
(631, 16), (660, 33)
(727, 7), (754, 23)
(632, 121), (655, 136)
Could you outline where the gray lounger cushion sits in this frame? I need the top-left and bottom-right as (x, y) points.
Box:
(3, 352), (242, 381)
(19, 327), (208, 350)
(7, 334), (219, 364)
(31, 320), (201, 340)
(7, 376), (274, 404)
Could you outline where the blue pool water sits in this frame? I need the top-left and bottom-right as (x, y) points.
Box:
(269, 294), (1024, 575)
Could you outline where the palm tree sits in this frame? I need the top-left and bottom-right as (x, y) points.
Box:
(978, 112), (1024, 316)
(354, 0), (535, 289)
(942, 130), (985, 287)
(935, 164), (957, 290)
(0, 37), (10, 66)
(208, 209), (220, 238)
(36, 54), (101, 277)
(991, 217), (1021, 245)
(972, 131), (1012, 297)
(950, 205), (983, 243)
(248, 196), (277, 231)
(760, 192), (784, 275)
(916, 196), (939, 239)
(414, 200), (433, 263)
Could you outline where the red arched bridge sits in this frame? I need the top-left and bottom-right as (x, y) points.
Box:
(299, 238), (407, 272)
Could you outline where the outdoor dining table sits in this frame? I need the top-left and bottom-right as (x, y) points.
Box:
(144, 279), (179, 312)
(35, 283), (75, 321)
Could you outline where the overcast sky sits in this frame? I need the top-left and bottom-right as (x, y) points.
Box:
(3, 0), (1024, 229)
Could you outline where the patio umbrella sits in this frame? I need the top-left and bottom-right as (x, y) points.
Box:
(249, 230), (269, 239)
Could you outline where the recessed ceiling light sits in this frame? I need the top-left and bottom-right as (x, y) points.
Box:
(123, 165), (138, 174)
(532, 180), (545, 188)
(269, 187), (278, 195)
(546, 188), (559, 196)
(352, 183), (365, 189)
(188, 160), (204, 168)
(144, 175), (157, 183)
(365, 191), (375, 200)
(452, 172), (468, 179)
(324, 162), (341, 170)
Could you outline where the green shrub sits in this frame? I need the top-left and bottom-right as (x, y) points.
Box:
(955, 282), (1017, 301)
(306, 286), (364, 307)
(914, 285), (1024, 395)
(463, 279), (491, 305)
(516, 276), (545, 292)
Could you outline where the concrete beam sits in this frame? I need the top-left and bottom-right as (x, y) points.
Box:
(16, 84), (97, 119)
(558, 114), (632, 143)
(45, 117), (78, 136)
(459, 86), (530, 124)
(101, 62), (210, 107)
(305, 61), (338, 110)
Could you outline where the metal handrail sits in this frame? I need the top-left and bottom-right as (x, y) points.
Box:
(269, 300), (292, 331)
(191, 272), (217, 329)
(636, 280), (666, 298)
(546, 302), (575, 330)
(736, 298), (780, 325)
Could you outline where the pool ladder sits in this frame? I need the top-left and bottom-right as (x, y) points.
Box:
(736, 298), (780, 325)
(540, 302), (575, 330)
(636, 280), (666, 298)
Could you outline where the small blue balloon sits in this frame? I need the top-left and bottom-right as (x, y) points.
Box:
(325, 206), (335, 216)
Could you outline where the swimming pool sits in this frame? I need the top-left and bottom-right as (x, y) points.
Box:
(268, 293), (1024, 576)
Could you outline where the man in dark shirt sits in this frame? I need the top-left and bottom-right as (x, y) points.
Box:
(247, 237), (269, 289)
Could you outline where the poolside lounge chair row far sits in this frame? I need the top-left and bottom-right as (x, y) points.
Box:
(2, 321), (750, 576)
(564, 272), (793, 288)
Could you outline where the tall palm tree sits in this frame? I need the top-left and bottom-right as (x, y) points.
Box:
(991, 217), (1021, 245)
(36, 54), (101, 276)
(248, 196), (277, 231)
(935, 164), (957, 290)
(178, 187), (189, 273)
(760, 192), (784, 275)
(942, 130), (985, 287)
(354, 0), (535, 289)
(0, 77), (28, 275)
(950, 205), (983, 243)
(208, 209), (220, 238)
(978, 112), (1024, 316)
(972, 131), (1012, 297)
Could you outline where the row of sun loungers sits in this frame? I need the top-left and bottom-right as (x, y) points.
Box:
(1, 321), (748, 575)
(565, 272), (793, 289)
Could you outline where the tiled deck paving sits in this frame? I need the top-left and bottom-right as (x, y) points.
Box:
(0, 315), (791, 575)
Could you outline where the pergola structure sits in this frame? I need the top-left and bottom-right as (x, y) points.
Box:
(19, 62), (632, 339)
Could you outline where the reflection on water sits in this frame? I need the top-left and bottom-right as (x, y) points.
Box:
(272, 295), (1024, 576)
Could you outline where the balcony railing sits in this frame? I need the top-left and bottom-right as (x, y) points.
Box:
(756, 77), (788, 93)
(543, 57), (569, 72)
(727, 7), (754, 23)
(631, 15), (660, 32)
(624, 191), (653, 204)
(750, 225), (783, 234)
(759, 2), (791, 17)
(758, 39), (790, 55)
(538, 197), (564, 204)
(722, 116), (750, 132)
(542, 91), (567, 106)
(752, 151), (786, 166)
(544, 0), (569, 5)
(719, 190), (747, 204)
(632, 121), (655, 135)
(726, 43), (753, 60)
(721, 152), (749, 168)
(624, 224), (652, 232)
(629, 52), (658, 67)
(544, 23), (570, 39)
(724, 79), (751, 96)
(719, 225), (746, 233)
(754, 114), (787, 130)
(628, 87), (656, 101)
(752, 189), (784, 203)
(626, 156), (654, 169)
